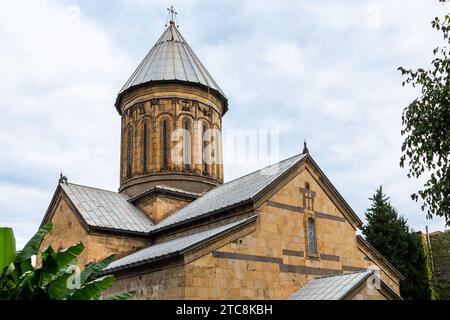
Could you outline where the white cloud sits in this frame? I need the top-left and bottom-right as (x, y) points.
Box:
(261, 42), (306, 80)
(0, 0), (133, 246)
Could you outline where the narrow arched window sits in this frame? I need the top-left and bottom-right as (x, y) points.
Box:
(162, 120), (169, 169)
(215, 134), (221, 179)
(127, 126), (133, 178)
(307, 218), (317, 254)
(211, 134), (215, 173)
(143, 122), (148, 172)
(202, 125), (208, 174)
(183, 119), (191, 170)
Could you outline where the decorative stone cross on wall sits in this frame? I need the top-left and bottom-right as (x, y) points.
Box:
(300, 187), (315, 212)
(305, 192), (313, 210)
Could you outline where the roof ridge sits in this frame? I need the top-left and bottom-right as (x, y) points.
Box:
(152, 184), (201, 195)
(315, 269), (372, 280)
(127, 184), (201, 203)
(220, 153), (304, 186)
(63, 182), (122, 196)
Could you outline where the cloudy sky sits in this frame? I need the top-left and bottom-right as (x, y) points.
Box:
(0, 0), (448, 248)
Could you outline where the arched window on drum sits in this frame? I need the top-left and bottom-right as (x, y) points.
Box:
(127, 126), (134, 178)
(183, 119), (191, 170)
(161, 120), (169, 169)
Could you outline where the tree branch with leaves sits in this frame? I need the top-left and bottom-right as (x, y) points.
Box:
(398, 0), (450, 224)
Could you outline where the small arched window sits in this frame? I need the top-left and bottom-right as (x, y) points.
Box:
(162, 120), (169, 169)
(202, 125), (208, 174)
(307, 218), (317, 255)
(183, 119), (191, 170)
(143, 122), (149, 172)
(127, 126), (134, 178)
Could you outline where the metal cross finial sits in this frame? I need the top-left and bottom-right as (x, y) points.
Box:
(167, 5), (178, 24)
(59, 172), (68, 185)
(303, 140), (309, 154)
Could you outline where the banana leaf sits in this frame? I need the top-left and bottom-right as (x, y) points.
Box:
(67, 275), (115, 300)
(16, 223), (52, 263)
(39, 242), (83, 288)
(0, 227), (16, 275)
(79, 255), (115, 285)
(47, 272), (74, 299)
(108, 290), (136, 300)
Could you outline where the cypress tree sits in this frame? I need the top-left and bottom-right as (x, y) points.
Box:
(362, 186), (431, 300)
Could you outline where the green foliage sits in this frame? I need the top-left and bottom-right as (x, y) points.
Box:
(16, 223), (52, 263)
(79, 255), (115, 285)
(362, 186), (432, 300)
(0, 228), (16, 274)
(67, 276), (115, 300)
(108, 291), (136, 300)
(398, 1), (450, 224)
(361, 187), (408, 268)
(430, 231), (450, 299)
(0, 223), (135, 300)
(400, 230), (433, 300)
(421, 236), (439, 299)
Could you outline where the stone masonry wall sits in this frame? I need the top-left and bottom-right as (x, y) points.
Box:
(134, 194), (190, 224)
(103, 265), (185, 300)
(181, 163), (400, 299)
(38, 194), (90, 266)
(347, 285), (388, 300)
(105, 162), (401, 299)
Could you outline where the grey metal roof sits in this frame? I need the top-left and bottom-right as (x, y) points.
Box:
(103, 215), (257, 273)
(61, 183), (154, 233)
(289, 270), (373, 300)
(118, 23), (226, 99)
(128, 184), (201, 203)
(149, 153), (307, 232)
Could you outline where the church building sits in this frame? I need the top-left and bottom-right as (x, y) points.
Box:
(38, 12), (404, 300)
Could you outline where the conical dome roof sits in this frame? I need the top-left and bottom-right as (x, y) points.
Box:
(116, 22), (226, 107)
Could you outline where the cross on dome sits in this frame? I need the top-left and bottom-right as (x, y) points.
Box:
(167, 5), (178, 25)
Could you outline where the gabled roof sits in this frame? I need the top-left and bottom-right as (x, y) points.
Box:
(149, 154), (307, 232)
(43, 152), (363, 236)
(116, 22), (226, 110)
(102, 215), (257, 274)
(59, 183), (154, 233)
(289, 270), (374, 300)
(289, 270), (402, 300)
(128, 185), (201, 203)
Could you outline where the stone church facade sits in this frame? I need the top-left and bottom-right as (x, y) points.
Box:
(38, 17), (404, 300)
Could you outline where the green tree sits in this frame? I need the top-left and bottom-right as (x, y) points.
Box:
(0, 224), (134, 300)
(398, 0), (450, 224)
(430, 231), (450, 299)
(362, 186), (432, 300)
(401, 223), (433, 300)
